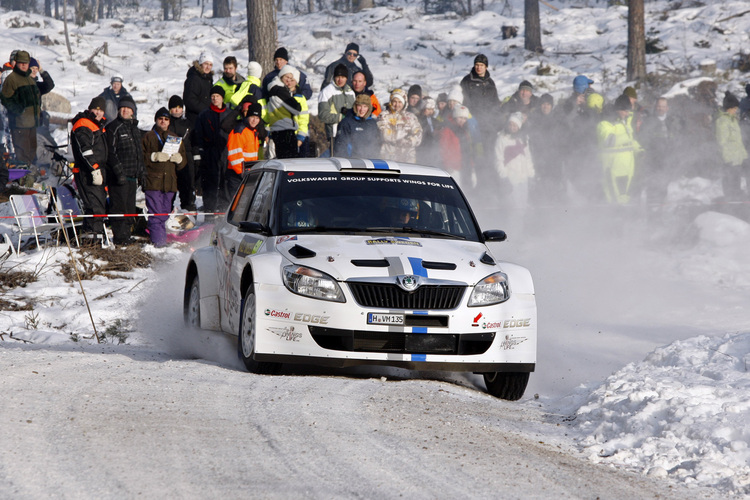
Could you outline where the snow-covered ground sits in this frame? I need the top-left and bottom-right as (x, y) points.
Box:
(2, 0), (750, 496)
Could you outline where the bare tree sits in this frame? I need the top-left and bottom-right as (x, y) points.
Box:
(524, 0), (542, 53)
(627, 0), (646, 81)
(246, 0), (277, 75)
(308, 0), (313, 12)
(214, 0), (230, 17)
(353, 0), (372, 10)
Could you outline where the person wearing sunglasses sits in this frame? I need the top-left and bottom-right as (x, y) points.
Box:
(320, 42), (373, 92)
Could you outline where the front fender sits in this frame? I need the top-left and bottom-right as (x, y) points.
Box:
(500, 262), (535, 295)
(186, 246), (222, 331)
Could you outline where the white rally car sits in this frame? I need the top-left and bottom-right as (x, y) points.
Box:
(183, 158), (536, 400)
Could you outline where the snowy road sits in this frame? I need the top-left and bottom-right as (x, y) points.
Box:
(0, 344), (719, 499)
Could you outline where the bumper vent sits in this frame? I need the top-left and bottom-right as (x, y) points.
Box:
(347, 282), (465, 310)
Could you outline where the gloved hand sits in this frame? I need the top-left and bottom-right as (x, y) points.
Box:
(169, 153), (183, 164)
(91, 169), (103, 186)
(357, 54), (367, 66)
(340, 107), (350, 117)
(151, 151), (170, 162)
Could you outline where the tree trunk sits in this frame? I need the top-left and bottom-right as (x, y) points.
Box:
(54, 0), (59, 19)
(524, 0), (542, 53)
(246, 0), (277, 75)
(308, 0), (313, 13)
(63, 0), (73, 57)
(45, 0), (52, 17)
(627, 0), (646, 81)
(353, 0), (373, 10)
(213, 0), (230, 18)
(162, 0), (169, 20)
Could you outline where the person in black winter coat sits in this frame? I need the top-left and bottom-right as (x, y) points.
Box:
(183, 52), (214, 126)
(459, 54), (502, 170)
(321, 42), (374, 91)
(333, 94), (381, 158)
(105, 95), (144, 245)
(261, 47), (314, 100)
(193, 86), (229, 213)
(71, 97), (109, 236)
(168, 95), (197, 211)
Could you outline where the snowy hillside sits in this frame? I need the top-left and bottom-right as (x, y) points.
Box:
(2, 0), (750, 496)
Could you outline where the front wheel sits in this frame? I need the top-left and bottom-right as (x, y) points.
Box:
(184, 274), (201, 328)
(238, 285), (282, 374)
(483, 372), (529, 401)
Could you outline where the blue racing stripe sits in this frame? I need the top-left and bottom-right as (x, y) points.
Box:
(408, 257), (428, 277)
(411, 354), (427, 361)
(371, 159), (390, 170)
(411, 327), (427, 334)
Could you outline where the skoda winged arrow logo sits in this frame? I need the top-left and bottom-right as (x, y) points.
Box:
(398, 275), (420, 291)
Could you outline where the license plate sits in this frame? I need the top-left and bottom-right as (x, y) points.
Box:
(367, 313), (404, 326)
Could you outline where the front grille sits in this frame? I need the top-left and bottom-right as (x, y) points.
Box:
(309, 326), (495, 355)
(347, 282), (465, 310)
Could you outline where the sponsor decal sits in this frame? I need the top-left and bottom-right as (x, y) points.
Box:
(293, 312), (329, 325)
(499, 334), (528, 351)
(365, 237), (422, 247)
(237, 236), (264, 257)
(265, 309), (291, 319)
(481, 318), (531, 330)
(472, 312), (483, 327)
(268, 326), (302, 342)
(286, 176), (338, 183)
(276, 235), (298, 244)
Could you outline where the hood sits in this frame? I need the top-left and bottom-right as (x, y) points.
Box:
(274, 234), (499, 285)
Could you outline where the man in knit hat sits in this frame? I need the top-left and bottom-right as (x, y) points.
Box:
(142, 107), (187, 247)
(168, 94), (198, 211)
(183, 51), (215, 126)
(321, 42), (373, 90)
(502, 80), (538, 122)
(261, 47), (313, 100)
(318, 63), (355, 148)
(0, 50), (42, 166)
(71, 96), (109, 238)
(459, 54), (501, 174)
(105, 95), (143, 245)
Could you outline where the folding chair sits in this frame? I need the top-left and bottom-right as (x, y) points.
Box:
(9, 194), (61, 253)
(48, 185), (83, 248)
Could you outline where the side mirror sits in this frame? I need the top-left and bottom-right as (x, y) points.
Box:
(483, 230), (507, 242)
(238, 221), (267, 234)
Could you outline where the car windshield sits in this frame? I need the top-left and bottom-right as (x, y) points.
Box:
(274, 171), (481, 241)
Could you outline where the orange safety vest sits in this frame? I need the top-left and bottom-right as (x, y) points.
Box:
(226, 125), (261, 174)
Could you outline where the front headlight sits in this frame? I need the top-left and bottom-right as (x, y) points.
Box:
(283, 265), (346, 302)
(468, 272), (510, 306)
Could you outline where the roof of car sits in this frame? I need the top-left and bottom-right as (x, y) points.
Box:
(258, 157), (452, 178)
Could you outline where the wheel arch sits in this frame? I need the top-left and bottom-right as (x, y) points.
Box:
(184, 248), (222, 331)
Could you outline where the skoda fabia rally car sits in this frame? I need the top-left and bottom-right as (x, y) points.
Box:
(183, 158), (536, 400)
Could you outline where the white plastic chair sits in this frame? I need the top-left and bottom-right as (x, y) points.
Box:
(9, 194), (61, 253)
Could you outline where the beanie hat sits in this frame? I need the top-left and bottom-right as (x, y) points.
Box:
(614, 94), (631, 111)
(408, 84), (422, 98)
(422, 97), (436, 110)
(623, 86), (637, 100)
(9, 49), (18, 63)
(246, 101), (262, 118)
(118, 95), (137, 112)
(14, 50), (30, 64)
(586, 93), (603, 112)
(573, 75), (594, 94)
(539, 93), (554, 106)
(210, 85), (225, 98)
(436, 92), (448, 104)
(453, 105), (470, 120)
(273, 47), (289, 61)
(247, 61), (262, 79)
(278, 65), (300, 84)
(154, 107), (171, 120)
(29, 57), (39, 68)
(447, 86), (463, 104)
(198, 51), (213, 65)
(473, 54), (489, 67)
(390, 88), (407, 104)
(88, 96), (106, 111)
(508, 112), (524, 129)
(333, 63), (349, 79)
(168, 95), (184, 109)
(111, 74), (123, 83)
(723, 91), (740, 111)
(345, 42), (359, 54)
(518, 80), (533, 92)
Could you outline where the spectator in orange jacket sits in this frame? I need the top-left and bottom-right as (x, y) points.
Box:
(225, 100), (266, 200)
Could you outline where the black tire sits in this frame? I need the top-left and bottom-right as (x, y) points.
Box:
(184, 274), (201, 328)
(237, 285), (282, 374)
(483, 372), (530, 401)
